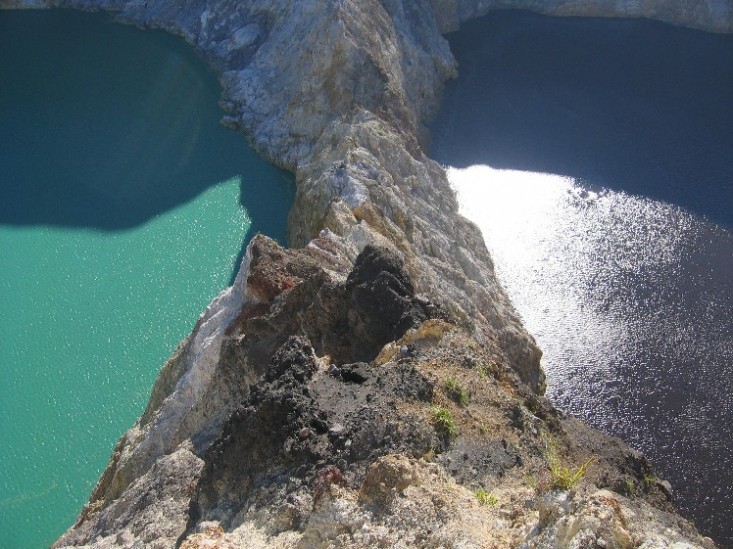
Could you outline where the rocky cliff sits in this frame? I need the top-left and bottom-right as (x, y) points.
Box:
(2, 0), (730, 547)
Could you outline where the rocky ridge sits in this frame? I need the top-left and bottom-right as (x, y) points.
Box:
(1, 0), (730, 547)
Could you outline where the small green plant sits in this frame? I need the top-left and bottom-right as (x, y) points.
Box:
(444, 376), (469, 406)
(643, 475), (658, 486)
(432, 405), (457, 437)
(474, 488), (498, 506)
(543, 431), (596, 491)
(625, 477), (637, 496)
(548, 454), (596, 490)
(476, 360), (500, 380)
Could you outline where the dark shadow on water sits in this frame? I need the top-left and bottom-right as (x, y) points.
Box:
(0, 10), (293, 236)
(430, 11), (733, 547)
(430, 11), (733, 228)
(229, 171), (295, 285)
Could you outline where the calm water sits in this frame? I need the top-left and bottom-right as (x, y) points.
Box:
(431, 12), (733, 546)
(0, 10), (292, 549)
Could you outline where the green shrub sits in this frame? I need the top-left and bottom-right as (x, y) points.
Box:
(549, 455), (596, 490)
(625, 477), (637, 496)
(444, 376), (469, 406)
(432, 405), (457, 437)
(524, 473), (538, 490)
(543, 432), (596, 491)
(474, 488), (498, 506)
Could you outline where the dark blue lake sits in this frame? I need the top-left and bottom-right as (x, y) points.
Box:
(431, 11), (733, 546)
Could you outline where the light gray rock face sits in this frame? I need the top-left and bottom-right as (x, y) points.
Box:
(55, 445), (204, 549)
(432, 0), (733, 33)
(1, 0), (729, 547)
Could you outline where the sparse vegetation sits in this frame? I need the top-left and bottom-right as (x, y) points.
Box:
(474, 488), (498, 506)
(476, 360), (499, 381)
(542, 431), (596, 491)
(548, 454), (596, 490)
(477, 364), (488, 380)
(625, 477), (637, 496)
(444, 376), (469, 406)
(525, 395), (541, 415)
(432, 405), (457, 437)
(524, 473), (538, 491)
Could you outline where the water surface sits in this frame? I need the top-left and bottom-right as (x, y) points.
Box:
(432, 11), (733, 228)
(431, 11), (733, 546)
(0, 10), (293, 548)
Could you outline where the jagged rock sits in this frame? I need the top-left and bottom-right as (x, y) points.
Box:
(344, 244), (444, 362)
(189, 332), (439, 532)
(359, 454), (423, 504)
(522, 488), (714, 549)
(54, 444), (203, 549)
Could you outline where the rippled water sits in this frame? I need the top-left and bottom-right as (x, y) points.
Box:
(449, 168), (733, 541)
(0, 10), (292, 548)
(431, 11), (733, 546)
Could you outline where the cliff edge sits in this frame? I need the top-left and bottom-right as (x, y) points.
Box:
(1, 0), (729, 547)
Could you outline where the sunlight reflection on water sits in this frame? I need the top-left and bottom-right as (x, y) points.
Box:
(449, 164), (733, 539)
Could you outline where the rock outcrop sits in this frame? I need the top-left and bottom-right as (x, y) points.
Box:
(432, 0), (733, 34)
(1, 0), (730, 547)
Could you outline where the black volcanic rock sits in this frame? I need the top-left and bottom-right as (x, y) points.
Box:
(345, 245), (444, 362)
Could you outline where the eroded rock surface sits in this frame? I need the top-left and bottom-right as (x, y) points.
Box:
(0, 0), (728, 547)
(50, 239), (715, 549)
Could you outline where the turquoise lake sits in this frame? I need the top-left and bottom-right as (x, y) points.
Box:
(0, 10), (293, 548)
